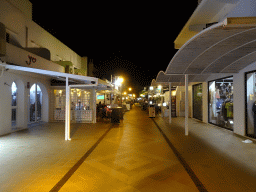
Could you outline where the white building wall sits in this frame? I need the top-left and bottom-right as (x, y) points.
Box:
(228, 0), (256, 18)
(233, 61), (256, 136)
(0, 0), (84, 69)
(0, 0), (91, 136)
(0, 71), (51, 136)
(0, 0), (27, 48)
(27, 21), (83, 68)
(200, 60), (256, 137)
(4, 43), (65, 72)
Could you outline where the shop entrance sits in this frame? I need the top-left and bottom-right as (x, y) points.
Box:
(29, 83), (42, 123)
(53, 88), (93, 123)
(208, 76), (233, 130)
(246, 71), (256, 138)
(193, 83), (202, 121)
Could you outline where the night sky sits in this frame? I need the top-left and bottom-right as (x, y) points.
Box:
(29, 1), (198, 95)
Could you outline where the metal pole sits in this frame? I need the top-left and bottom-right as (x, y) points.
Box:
(65, 77), (71, 140)
(185, 74), (189, 136)
(92, 88), (96, 123)
(169, 82), (172, 124)
(35, 83), (37, 122)
(67, 86), (71, 140)
(120, 85), (122, 106)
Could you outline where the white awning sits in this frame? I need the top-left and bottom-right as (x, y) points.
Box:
(0, 62), (113, 89)
(166, 17), (256, 76)
(0, 62), (114, 140)
(155, 71), (210, 86)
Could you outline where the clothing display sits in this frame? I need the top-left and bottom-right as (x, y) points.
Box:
(216, 99), (224, 109)
(209, 77), (233, 130)
(246, 71), (256, 138)
(252, 102), (256, 134)
(225, 102), (233, 118)
(216, 89), (220, 99)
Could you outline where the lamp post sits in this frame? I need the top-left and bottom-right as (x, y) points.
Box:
(115, 77), (123, 106)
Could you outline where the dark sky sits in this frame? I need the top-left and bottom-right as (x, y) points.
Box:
(30, 1), (198, 95)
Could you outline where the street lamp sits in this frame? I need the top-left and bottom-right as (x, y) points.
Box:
(128, 87), (132, 91)
(114, 76), (124, 105)
(115, 77), (124, 87)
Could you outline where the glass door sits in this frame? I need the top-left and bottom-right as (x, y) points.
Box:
(208, 76), (233, 130)
(29, 84), (42, 122)
(246, 71), (256, 138)
(193, 83), (202, 120)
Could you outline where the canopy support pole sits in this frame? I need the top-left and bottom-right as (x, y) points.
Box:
(169, 82), (172, 124)
(185, 74), (189, 136)
(92, 88), (96, 123)
(65, 77), (71, 140)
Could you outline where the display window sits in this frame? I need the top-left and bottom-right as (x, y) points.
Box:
(193, 83), (202, 121)
(245, 71), (256, 138)
(208, 76), (233, 130)
(29, 84), (42, 122)
(53, 88), (92, 122)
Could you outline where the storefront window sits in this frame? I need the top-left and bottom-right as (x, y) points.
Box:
(29, 84), (42, 122)
(208, 76), (233, 130)
(53, 88), (92, 122)
(246, 71), (256, 138)
(193, 83), (202, 121)
(54, 89), (66, 121)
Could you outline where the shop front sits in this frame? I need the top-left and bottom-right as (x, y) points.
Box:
(245, 70), (256, 138)
(53, 88), (93, 123)
(208, 76), (234, 130)
(192, 83), (202, 121)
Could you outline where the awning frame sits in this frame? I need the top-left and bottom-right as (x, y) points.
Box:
(0, 62), (113, 140)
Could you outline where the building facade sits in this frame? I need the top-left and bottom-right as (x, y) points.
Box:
(156, 0), (256, 140)
(0, 0), (95, 136)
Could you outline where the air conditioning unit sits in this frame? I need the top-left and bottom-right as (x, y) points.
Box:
(0, 22), (6, 57)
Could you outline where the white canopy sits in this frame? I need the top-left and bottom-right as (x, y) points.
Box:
(166, 17), (256, 76)
(0, 62), (114, 140)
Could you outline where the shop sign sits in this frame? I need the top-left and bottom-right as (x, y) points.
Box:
(26, 55), (37, 65)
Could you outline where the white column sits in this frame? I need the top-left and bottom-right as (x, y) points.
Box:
(169, 82), (172, 124)
(92, 88), (96, 123)
(35, 83), (37, 122)
(65, 77), (71, 140)
(185, 74), (189, 136)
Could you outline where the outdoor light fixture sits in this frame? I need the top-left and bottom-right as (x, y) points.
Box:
(115, 77), (124, 86)
(150, 86), (153, 90)
(171, 91), (176, 96)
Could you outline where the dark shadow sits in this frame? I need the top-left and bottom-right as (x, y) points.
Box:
(70, 124), (80, 138)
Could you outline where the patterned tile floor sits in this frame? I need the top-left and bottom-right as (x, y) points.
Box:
(1, 105), (256, 191)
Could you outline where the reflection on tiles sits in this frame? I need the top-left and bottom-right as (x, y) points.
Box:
(1, 106), (198, 192)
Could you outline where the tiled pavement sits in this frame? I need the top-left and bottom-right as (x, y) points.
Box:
(0, 105), (256, 191)
(154, 114), (256, 192)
